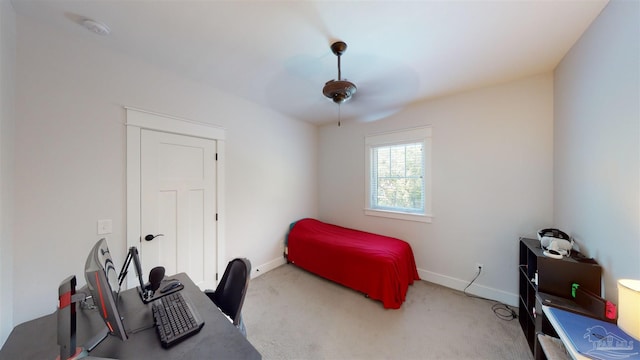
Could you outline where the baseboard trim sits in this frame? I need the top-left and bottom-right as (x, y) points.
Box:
(252, 257), (287, 279)
(251, 259), (519, 307)
(418, 269), (518, 307)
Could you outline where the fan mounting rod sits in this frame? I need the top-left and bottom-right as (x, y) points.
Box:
(331, 41), (347, 80)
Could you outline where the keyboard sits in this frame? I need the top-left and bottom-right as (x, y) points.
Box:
(151, 291), (205, 348)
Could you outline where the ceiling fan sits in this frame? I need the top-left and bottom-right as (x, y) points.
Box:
(322, 41), (357, 104)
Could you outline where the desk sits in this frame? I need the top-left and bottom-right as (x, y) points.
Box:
(0, 273), (261, 359)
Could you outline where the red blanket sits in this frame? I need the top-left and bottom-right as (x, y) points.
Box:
(287, 218), (420, 309)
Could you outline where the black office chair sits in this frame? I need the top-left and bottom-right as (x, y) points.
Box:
(204, 258), (251, 337)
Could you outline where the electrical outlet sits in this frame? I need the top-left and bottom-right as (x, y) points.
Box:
(475, 263), (483, 272)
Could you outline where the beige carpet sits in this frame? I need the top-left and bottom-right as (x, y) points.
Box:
(243, 264), (533, 360)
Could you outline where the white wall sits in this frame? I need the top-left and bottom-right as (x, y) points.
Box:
(554, 0), (640, 301)
(12, 15), (317, 325)
(0, 0), (16, 347)
(318, 74), (554, 305)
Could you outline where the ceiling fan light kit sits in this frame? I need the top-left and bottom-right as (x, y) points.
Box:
(323, 80), (356, 104)
(323, 41), (357, 104)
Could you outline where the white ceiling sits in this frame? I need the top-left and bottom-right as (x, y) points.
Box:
(10, 0), (608, 125)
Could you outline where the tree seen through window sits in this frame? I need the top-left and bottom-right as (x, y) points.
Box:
(372, 143), (424, 212)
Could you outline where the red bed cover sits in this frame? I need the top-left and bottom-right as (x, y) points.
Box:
(287, 218), (420, 309)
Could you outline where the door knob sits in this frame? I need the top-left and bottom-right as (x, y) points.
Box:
(144, 234), (164, 241)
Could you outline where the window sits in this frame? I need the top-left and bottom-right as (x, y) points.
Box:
(365, 127), (432, 222)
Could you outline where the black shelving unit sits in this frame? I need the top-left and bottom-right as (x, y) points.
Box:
(518, 237), (602, 359)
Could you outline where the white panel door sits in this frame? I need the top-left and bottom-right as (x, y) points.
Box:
(140, 129), (216, 290)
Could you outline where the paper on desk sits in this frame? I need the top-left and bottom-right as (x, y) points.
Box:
(547, 307), (640, 360)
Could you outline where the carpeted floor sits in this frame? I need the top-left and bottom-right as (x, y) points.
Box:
(242, 264), (533, 360)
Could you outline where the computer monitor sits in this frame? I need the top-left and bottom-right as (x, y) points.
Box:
(84, 238), (128, 343)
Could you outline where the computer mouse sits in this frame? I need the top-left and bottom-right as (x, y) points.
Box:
(160, 280), (182, 293)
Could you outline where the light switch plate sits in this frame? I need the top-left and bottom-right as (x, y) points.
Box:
(97, 219), (113, 235)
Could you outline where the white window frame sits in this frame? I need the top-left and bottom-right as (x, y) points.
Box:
(365, 127), (432, 223)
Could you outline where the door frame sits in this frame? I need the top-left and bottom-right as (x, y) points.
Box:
(125, 107), (226, 289)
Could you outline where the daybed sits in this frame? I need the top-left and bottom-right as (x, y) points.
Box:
(285, 218), (419, 309)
